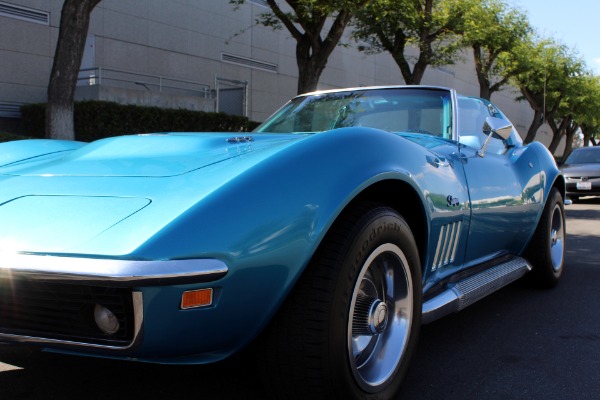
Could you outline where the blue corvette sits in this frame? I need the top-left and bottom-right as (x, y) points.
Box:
(0, 86), (565, 399)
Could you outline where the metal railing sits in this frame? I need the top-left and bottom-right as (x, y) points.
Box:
(77, 67), (212, 98)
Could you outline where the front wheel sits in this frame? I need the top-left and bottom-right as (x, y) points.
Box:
(525, 187), (566, 288)
(257, 204), (422, 400)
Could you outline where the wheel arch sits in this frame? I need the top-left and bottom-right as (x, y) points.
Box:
(338, 179), (428, 274)
(552, 173), (566, 201)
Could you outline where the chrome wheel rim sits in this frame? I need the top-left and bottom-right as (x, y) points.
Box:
(347, 243), (413, 391)
(550, 203), (565, 272)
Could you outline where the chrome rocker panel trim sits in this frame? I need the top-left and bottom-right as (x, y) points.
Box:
(0, 253), (229, 286)
(422, 256), (532, 324)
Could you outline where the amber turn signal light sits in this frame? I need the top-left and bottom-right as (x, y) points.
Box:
(181, 288), (213, 309)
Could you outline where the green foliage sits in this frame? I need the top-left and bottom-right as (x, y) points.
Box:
(508, 33), (600, 153)
(21, 101), (257, 142)
(353, 0), (467, 84)
(230, 0), (370, 93)
(458, 0), (531, 99)
(511, 36), (589, 145)
(0, 131), (32, 143)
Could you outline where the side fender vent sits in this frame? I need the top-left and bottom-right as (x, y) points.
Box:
(432, 221), (462, 271)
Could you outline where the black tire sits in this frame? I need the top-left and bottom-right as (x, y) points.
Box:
(525, 188), (566, 288)
(257, 204), (422, 400)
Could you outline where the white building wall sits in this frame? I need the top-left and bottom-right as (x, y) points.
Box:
(0, 0), (555, 147)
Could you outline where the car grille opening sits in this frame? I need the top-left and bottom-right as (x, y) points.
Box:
(0, 280), (135, 347)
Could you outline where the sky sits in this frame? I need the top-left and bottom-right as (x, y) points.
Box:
(511, 0), (600, 74)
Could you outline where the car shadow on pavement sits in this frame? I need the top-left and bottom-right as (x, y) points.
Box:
(0, 347), (266, 399)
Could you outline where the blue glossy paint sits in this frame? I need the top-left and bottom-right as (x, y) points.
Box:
(0, 86), (563, 363)
(0, 139), (84, 167)
(0, 195), (150, 253)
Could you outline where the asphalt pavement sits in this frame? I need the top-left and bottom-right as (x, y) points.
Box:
(399, 198), (600, 400)
(0, 198), (598, 399)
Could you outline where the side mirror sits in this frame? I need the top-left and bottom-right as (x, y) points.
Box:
(478, 117), (513, 157)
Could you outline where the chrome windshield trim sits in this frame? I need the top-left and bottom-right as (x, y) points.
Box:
(0, 253), (228, 286)
(0, 291), (144, 351)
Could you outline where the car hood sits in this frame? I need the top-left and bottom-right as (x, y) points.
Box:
(0, 195), (151, 253)
(0, 133), (305, 177)
(560, 163), (600, 177)
(0, 129), (437, 256)
(0, 132), (310, 254)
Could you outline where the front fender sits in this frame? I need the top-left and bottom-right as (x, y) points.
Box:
(0, 139), (84, 168)
(126, 129), (461, 358)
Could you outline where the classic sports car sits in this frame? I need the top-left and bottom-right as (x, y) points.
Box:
(0, 86), (565, 399)
(561, 145), (600, 202)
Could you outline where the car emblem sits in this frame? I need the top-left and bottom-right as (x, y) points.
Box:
(446, 195), (460, 207)
(227, 136), (254, 143)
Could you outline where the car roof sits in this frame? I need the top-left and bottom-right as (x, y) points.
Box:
(297, 85), (454, 98)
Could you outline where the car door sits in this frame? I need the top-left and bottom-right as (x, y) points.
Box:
(457, 97), (544, 266)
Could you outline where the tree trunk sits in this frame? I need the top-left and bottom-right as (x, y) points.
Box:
(296, 39), (327, 94)
(391, 49), (429, 85)
(548, 133), (562, 155)
(478, 85), (491, 101)
(562, 124), (578, 159)
(46, 0), (101, 140)
(283, 6), (353, 95)
(473, 45), (491, 100)
(547, 117), (570, 155)
(519, 86), (558, 145)
(524, 109), (543, 144)
(409, 61), (428, 85)
(390, 52), (413, 85)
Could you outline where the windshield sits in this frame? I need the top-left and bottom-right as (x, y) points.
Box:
(255, 88), (453, 139)
(565, 148), (600, 164)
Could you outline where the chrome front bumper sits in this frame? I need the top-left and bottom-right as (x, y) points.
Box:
(0, 254), (228, 351)
(0, 253), (228, 286)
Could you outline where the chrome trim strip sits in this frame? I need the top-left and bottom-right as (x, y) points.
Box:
(0, 291), (144, 351)
(432, 226), (445, 271)
(422, 256), (531, 324)
(450, 221), (462, 262)
(441, 223), (455, 265)
(0, 253), (228, 286)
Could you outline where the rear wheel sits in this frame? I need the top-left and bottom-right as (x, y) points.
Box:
(525, 188), (566, 288)
(257, 204), (422, 399)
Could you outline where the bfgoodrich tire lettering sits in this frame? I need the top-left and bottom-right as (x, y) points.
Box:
(257, 204), (422, 400)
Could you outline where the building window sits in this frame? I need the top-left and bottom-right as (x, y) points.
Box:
(222, 53), (278, 73)
(0, 2), (49, 25)
(0, 102), (23, 118)
(250, 0), (269, 7)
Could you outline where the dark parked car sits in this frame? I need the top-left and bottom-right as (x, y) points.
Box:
(561, 146), (600, 202)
